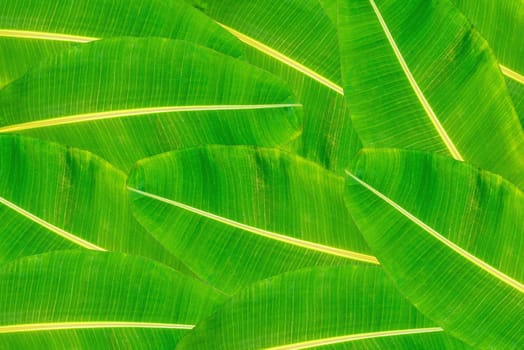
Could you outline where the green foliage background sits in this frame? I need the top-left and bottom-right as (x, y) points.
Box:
(0, 0), (522, 349)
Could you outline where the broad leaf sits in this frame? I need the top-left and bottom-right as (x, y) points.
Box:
(344, 149), (524, 348)
(0, 135), (189, 273)
(188, 0), (361, 173)
(451, 0), (524, 124)
(128, 146), (376, 294)
(338, 0), (524, 188)
(176, 265), (471, 349)
(0, 251), (226, 349)
(0, 38), (302, 170)
(0, 0), (243, 88)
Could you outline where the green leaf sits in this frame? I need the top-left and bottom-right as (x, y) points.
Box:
(0, 251), (226, 349)
(451, 0), (524, 124)
(188, 0), (361, 173)
(0, 135), (189, 273)
(338, 0), (524, 188)
(0, 38), (302, 170)
(344, 149), (524, 348)
(317, 0), (339, 25)
(0, 0), (243, 88)
(176, 265), (471, 349)
(128, 145), (376, 294)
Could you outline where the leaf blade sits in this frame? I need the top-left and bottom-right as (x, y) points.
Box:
(344, 149), (524, 348)
(129, 146), (374, 293)
(176, 265), (471, 350)
(338, 0), (524, 187)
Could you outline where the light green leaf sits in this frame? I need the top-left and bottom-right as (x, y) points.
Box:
(0, 0), (243, 88)
(0, 251), (226, 349)
(128, 145), (376, 294)
(451, 0), (524, 124)
(0, 135), (189, 273)
(188, 0), (361, 173)
(338, 0), (524, 188)
(317, 0), (339, 25)
(344, 149), (524, 348)
(0, 38), (302, 170)
(176, 265), (471, 349)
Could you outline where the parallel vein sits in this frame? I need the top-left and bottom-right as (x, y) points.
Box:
(368, 0), (463, 161)
(0, 197), (105, 251)
(346, 170), (524, 293)
(128, 188), (379, 265)
(0, 322), (194, 334)
(0, 104), (301, 133)
(265, 327), (443, 349)
(215, 22), (344, 95)
(0, 29), (97, 43)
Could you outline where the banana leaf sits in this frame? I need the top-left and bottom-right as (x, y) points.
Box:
(128, 145), (377, 294)
(0, 135), (189, 273)
(0, 0), (243, 88)
(338, 0), (524, 188)
(0, 38), (302, 170)
(344, 149), (524, 348)
(176, 265), (471, 349)
(187, 0), (361, 173)
(451, 0), (524, 124)
(0, 251), (226, 349)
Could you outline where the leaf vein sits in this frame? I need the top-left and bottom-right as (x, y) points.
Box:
(0, 197), (105, 251)
(0, 322), (194, 334)
(128, 187), (379, 264)
(215, 22), (344, 95)
(265, 327), (444, 349)
(0, 104), (302, 133)
(0, 29), (97, 43)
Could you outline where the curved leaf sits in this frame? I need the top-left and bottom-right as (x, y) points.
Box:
(451, 0), (524, 123)
(338, 0), (524, 187)
(0, 0), (243, 88)
(0, 135), (189, 273)
(128, 146), (376, 294)
(0, 38), (302, 170)
(344, 149), (524, 348)
(188, 0), (361, 173)
(176, 265), (471, 349)
(0, 251), (226, 349)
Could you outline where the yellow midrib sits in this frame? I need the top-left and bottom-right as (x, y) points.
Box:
(215, 22), (344, 95)
(265, 327), (443, 349)
(0, 104), (302, 133)
(368, 0), (464, 161)
(346, 170), (524, 293)
(128, 187), (379, 265)
(0, 322), (194, 334)
(500, 65), (524, 84)
(0, 29), (97, 43)
(0, 196), (105, 251)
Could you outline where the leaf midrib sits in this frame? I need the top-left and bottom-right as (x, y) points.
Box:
(128, 187), (379, 265)
(214, 22), (344, 95)
(0, 321), (194, 334)
(0, 196), (105, 251)
(0, 104), (302, 133)
(500, 65), (524, 84)
(265, 327), (443, 350)
(0, 29), (97, 43)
